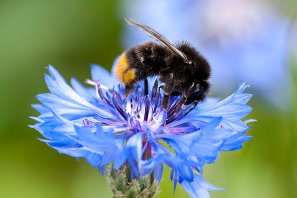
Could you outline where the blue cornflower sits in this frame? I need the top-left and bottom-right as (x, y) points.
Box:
(31, 64), (253, 198)
(123, 0), (291, 108)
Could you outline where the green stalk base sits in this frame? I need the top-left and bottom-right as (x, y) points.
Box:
(106, 165), (159, 198)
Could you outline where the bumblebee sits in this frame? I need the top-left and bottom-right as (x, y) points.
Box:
(115, 18), (211, 109)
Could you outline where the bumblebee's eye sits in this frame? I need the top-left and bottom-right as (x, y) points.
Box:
(188, 61), (196, 68)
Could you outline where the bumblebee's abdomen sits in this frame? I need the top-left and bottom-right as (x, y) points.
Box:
(115, 53), (136, 84)
(115, 42), (172, 86)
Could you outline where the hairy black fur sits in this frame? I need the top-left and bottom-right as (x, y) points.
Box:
(124, 41), (211, 107)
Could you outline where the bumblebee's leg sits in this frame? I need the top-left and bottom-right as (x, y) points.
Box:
(162, 95), (170, 109)
(161, 73), (174, 109)
(184, 101), (198, 117)
(175, 83), (195, 109)
(124, 83), (135, 96)
(144, 78), (149, 96)
(184, 91), (203, 105)
(187, 81), (210, 105)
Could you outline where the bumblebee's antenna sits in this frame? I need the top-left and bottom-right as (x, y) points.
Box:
(125, 18), (190, 63)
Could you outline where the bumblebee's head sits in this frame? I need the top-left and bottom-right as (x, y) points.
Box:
(177, 42), (211, 82)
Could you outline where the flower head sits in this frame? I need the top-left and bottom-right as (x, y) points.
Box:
(31, 64), (253, 198)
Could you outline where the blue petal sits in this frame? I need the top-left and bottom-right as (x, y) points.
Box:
(141, 142), (173, 176)
(91, 64), (118, 88)
(179, 164), (194, 182)
(47, 65), (67, 84)
(125, 133), (144, 174)
(71, 78), (96, 100)
(43, 67), (113, 118)
(113, 152), (127, 170)
(153, 164), (164, 183)
(75, 125), (116, 152)
(84, 152), (103, 167)
(181, 175), (224, 198)
(221, 128), (253, 151)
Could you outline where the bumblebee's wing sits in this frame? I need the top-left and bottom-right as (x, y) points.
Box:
(125, 18), (189, 63)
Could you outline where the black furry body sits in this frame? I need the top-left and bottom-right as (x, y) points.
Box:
(124, 41), (211, 108)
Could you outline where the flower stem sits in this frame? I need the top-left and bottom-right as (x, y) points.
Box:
(106, 164), (159, 198)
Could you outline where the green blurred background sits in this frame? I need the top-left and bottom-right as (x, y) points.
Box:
(0, 0), (297, 197)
